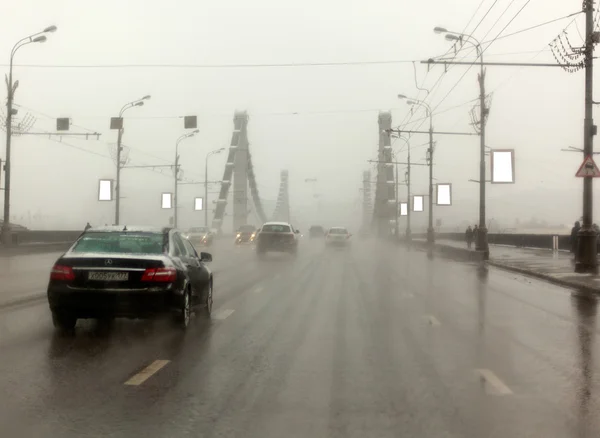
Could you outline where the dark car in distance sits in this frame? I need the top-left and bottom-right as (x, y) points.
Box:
(255, 222), (300, 256)
(309, 225), (325, 238)
(47, 226), (213, 331)
(186, 226), (214, 247)
(235, 224), (257, 245)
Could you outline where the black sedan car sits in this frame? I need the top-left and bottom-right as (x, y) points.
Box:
(47, 226), (213, 331)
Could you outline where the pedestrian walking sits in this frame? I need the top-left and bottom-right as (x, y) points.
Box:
(473, 225), (479, 245)
(465, 225), (473, 249)
(570, 221), (580, 254)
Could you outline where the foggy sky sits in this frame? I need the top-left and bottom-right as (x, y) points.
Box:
(0, 0), (590, 232)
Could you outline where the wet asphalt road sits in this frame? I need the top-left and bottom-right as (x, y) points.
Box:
(1, 239), (600, 437)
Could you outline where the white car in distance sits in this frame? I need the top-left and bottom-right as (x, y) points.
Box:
(325, 227), (352, 247)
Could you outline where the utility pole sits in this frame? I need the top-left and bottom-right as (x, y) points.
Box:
(2, 25), (57, 245)
(427, 115), (434, 245)
(173, 129), (199, 229)
(174, 153), (179, 228)
(389, 134), (412, 242)
(205, 148), (225, 227)
(115, 127), (124, 226)
(406, 144), (411, 241)
(112, 95), (150, 226)
(477, 56), (489, 259)
(397, 96), (434, 245)
(577, 0), (598, 273)
(204, 158), (208, 227)
(430, 28), (488, 258)
(395, 160), (399, 240)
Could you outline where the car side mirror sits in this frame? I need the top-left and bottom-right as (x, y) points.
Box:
(200, 252), (212, 263)
(295, 230), (300, 234)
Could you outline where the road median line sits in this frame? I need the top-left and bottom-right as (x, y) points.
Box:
(124, 360), (170, 386)
(213, 308), (235, 320)
(475, 368), (513, 395)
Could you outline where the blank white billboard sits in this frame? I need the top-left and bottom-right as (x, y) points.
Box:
(161, 193), (173, 209)
(436, 183), (452, 206)
(491, 150), (515, 183)
(400, 202), (408, 216)
(413, 195), (424, 212)
(194, 197), (203, 211)
(98, 179), (113, 201)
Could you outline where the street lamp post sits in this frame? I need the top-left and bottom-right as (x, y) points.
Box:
(174, 129), (199, 229)
(2, 25), (57, 245)
(114, 95), (150, 226)
(398, 95), (434, 245)
(435, 27), (489, 259)
(205, 148), (225, 227)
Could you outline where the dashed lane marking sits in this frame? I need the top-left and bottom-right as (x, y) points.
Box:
(475, 369), (513, 395)
(124, 360), (170, 386)
(213, 308), (235, 320)
(424, 315), (441, 326)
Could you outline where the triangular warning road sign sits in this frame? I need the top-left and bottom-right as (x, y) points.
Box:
(576, 155), (600, 177)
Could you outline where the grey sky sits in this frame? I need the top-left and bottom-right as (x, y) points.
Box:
(1, 0), (590, 231)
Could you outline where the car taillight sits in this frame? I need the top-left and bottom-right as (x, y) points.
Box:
(50, 264), (75, 281)
(141, 267), (177, 282)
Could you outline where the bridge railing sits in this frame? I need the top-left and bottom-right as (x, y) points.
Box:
(411, 232), (572, 251)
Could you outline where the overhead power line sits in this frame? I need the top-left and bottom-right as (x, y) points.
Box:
(3, 60), (418, 69)
(490, 10), (583, 43)
(428, 0), (535, 118)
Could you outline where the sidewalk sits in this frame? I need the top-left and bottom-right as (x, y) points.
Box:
(413, 238), (600, 293)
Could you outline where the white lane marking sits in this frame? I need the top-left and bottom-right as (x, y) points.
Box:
(124, 360), (170, 386)
(551, 272), (592, 278)
(475, 369), (513, 395)
(423, 315), (441, 326)
(213, 308), (235, 320)
(253, 285), (264, 293)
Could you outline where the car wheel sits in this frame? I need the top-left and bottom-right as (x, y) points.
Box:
(201, 281), (213, 319)
(52, 311), (76, 331)
(175, 289), (191, 329)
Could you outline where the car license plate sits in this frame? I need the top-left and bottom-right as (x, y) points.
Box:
(88, 271), (129, 281)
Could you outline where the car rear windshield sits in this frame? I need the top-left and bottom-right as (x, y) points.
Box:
(261, 224), (291, 233)
(72, 232), (165, 255)
(329, 228), (348, 234)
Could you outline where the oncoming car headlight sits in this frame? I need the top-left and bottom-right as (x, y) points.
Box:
(236, 233), (241, 238)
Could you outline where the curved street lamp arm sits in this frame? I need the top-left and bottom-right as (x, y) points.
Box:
(119, 102), (136, 117)
(11, 33), (42, 59)
(447, 31), (483, 60)
(408, 99), (431, 117)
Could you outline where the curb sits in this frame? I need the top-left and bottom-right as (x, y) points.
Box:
(0, 242), (71, 257)
(0, 293), (46, 310)
(487, 261), (600, 294)
(410, 240), (485, 262)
